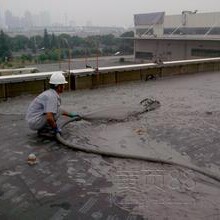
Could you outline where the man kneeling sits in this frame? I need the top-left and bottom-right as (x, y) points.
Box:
(26, 72), (80, 137)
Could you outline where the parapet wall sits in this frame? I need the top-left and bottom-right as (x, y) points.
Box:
(0, 58), (220, 100)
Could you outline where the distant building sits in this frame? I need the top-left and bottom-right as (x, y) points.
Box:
(134, 11), (220, 62)
(38, 11), (51, 27)
(24, 11), (33, 28)
(5, 10), (22, 30)
(0, 10), (3, 28)
(5, 25), (126, 38)
(2, 10), (125, 38)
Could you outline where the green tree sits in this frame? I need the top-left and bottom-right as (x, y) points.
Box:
(48, 49), (59, 61)
(118, 31), (134, 55)
(100, 34), (115, 46)
(71, 36), (84, 47)
(38, 53), (48, 62)
(0, 30), (11, 61)
(21, 54), (33, 62)
(50, 33), (58, 49)
(28, 36), (37, 53)
(0, 30), (135, 64)
(43, 29), (50, 49)
(34, 35), (44, 49)
(120, 31), (134, 38)
(11, 35), (29, 51)
(85, 36), (97, 48)
(58, 34), (71, 48)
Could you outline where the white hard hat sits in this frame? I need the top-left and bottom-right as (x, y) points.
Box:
(49, 72), (68, 85)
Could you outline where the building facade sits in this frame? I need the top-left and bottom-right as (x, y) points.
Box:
(134, 11), (220, 62)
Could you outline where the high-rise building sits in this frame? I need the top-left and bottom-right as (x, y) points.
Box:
(5, 10), (13, 29)
(39, 11), (51, 26)
(24, 11), (33, 28)
(0, 10), (3, 28)
(5, 10), (22, 29)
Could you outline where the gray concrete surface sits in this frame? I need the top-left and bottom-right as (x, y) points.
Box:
(0, 71), (220, 219)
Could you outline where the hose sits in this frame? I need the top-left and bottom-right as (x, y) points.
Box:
(56, 117), (220, 184)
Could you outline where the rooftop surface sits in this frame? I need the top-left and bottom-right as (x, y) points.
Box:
(0, 71), (220, 219)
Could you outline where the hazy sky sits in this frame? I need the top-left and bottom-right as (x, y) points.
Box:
(1, 0), (220, 27)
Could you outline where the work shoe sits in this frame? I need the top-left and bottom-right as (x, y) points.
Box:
(37, 127), (56, 138)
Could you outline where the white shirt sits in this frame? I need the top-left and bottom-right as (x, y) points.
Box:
(26, 89), (61, 130)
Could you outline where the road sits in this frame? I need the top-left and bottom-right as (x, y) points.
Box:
(28, 55), (136, 72)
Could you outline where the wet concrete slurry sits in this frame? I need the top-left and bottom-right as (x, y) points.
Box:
(0, 71), (220, 219)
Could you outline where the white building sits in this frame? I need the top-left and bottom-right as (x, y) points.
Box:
(134, 11), (220, 62)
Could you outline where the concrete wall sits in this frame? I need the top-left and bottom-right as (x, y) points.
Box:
(65, 60), (220, 90)
(0, 59), (220, 100)
(0, 80), (48, 100)
(135, 39), (220, 61)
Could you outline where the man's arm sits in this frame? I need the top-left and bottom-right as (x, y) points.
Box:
(62, 111), (71, 117)
(62, 111), (81, 118)
(46, 112), (57, 129)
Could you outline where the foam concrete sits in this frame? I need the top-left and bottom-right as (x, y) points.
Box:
(0, 72), (220, 219)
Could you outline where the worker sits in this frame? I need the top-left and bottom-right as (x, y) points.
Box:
(25, 72), (80, 137)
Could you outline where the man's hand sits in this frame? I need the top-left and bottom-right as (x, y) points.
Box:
(54, 127), (62, 134)
(46, 112), (57, 129)
(69, 112), (81, 118)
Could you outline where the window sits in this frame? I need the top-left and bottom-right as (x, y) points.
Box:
(135, 52), (153, 59)
(191, 49), (220, 57)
